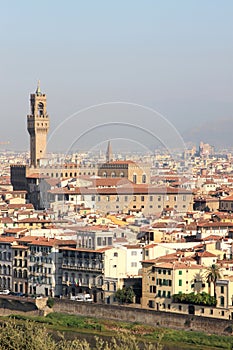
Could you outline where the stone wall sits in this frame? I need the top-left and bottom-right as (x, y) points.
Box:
(0, 297), (232, 336)
(53, 300), (233, 335)
(0, 296), (52, 318)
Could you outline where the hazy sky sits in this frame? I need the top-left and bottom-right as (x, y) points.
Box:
(0, 1), (232, 152)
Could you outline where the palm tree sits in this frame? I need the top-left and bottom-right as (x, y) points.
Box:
(206, 264), (222, 298)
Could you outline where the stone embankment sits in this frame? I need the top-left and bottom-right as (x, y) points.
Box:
(53, 299), (233, 336)
(0, 296), (232, 336)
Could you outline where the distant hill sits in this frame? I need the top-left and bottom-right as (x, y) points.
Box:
(182, 119), (233, 148)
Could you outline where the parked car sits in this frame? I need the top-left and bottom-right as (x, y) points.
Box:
(70, 293), (93, 302)
(76, 293), (93, 302)
(0, 289), (10, 295)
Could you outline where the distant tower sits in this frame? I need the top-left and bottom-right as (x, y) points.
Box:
(27, 81), (50, 167)
(106, 141), (113, 162)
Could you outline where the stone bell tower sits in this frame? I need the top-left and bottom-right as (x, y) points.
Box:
(27, 81), (50, 167)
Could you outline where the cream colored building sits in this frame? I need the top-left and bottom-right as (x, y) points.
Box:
(104, 245), (143, 303)
(48, 185), (193, 216)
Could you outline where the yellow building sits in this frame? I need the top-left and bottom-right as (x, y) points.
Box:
(141, 260), (208, 311)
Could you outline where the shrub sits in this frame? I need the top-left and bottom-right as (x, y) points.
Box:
(115, 286), (135, 304)
(47, 298), (55, 308)
(172, 292), (216, 306)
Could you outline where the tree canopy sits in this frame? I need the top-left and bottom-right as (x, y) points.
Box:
(172, 292), (216, 306)
(115, 286), (135, 304)
(206, 264), (222, 297)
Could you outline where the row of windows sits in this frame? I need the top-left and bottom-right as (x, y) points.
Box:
(0, 265), (11, 275)
(0, 277), (11, 289)
(156, 278), (172, 286)
(148, 302), (226, 317)
(0, 252), (11, 261)
(30, 256), (52, 264)
(14, 250), (27, 257)
(86, 195), (187, 202)
(157, 290), (171, 298)
(31, 276), (52, 285)
(29, 266), (52, 274)
(36, 122), (48, 127)
(30, 247), (51, 254)
(13, 259), (27, 268)
(157, 269), (172, 275)
(47, 172), (96, 178)
(64, 273), (103, 286)
(157, 269), (183, 275)
(63, 252), (103, 260)
(97, 237), (112, 246)
(63, 260), (103, 270)
(13, 269), (27, 279)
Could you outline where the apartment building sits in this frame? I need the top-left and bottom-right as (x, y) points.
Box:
(27, 238), (76, 296)
(0, 237), (14, 290)
(60, 246), (106, 302)
(141, 260), (208, 311)
(12, 243), (28, 294)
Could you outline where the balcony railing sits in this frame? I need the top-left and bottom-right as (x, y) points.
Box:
(62, 263), (103, 273)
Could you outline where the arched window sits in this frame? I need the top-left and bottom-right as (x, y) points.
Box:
(103, 172), (107, 177)
(106, 281), (110, 291)
(3, 265), (6, 275)
(142, 174), (146, 183)
(18, 269), (22, 279)
(23, 270), (27, 279)
(111, 172), (116, 178)
(38, 102), (44, 116)
(7, 266), (11, 275)
(64, 272), (68, 283)
(120, 172), (124, 177)
(71, 273), (75, 284)
(86, 274), (89, 286)
(13, 269), (17, 278)
(99, 276), (103, 287)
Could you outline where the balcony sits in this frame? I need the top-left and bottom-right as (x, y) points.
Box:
(62, 263), (103, 273)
